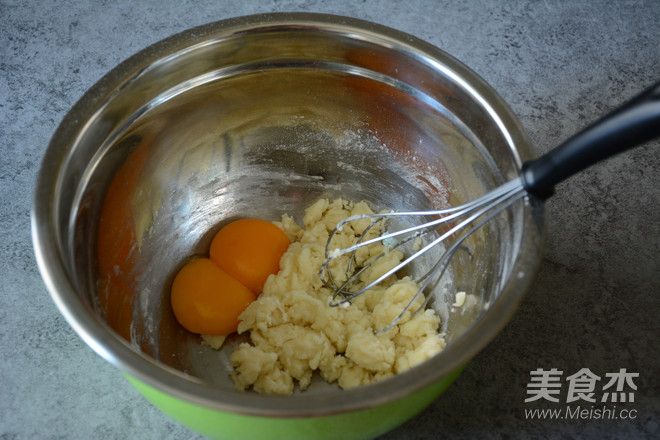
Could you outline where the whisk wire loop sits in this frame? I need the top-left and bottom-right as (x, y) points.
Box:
(320, 178), (527, 331)
(375, 186), (528, 333)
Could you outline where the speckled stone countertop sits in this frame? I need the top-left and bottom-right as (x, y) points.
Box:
(1, 1), (658, 439)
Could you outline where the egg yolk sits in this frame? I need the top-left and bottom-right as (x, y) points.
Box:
(170, 218), (290, 335)
(210, 218), (290, 294)
(171, 258), (256, 335)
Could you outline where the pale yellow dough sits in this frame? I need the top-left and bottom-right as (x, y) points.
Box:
(226, 198), (446, 395)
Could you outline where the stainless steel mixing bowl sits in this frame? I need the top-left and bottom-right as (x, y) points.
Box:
(32, 13), (544, 440)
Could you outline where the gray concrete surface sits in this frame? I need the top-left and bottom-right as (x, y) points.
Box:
(1, 1), (658, 439)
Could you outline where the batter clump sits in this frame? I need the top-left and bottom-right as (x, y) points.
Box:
(227, 198), (445, 395)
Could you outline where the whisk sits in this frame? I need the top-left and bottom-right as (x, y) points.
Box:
(320, 81), (660, 332)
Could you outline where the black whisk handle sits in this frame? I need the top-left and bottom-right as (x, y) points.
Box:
(521, 80), (660, 199)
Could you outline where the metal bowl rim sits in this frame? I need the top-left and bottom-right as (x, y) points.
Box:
(31, 12), (543, 417)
